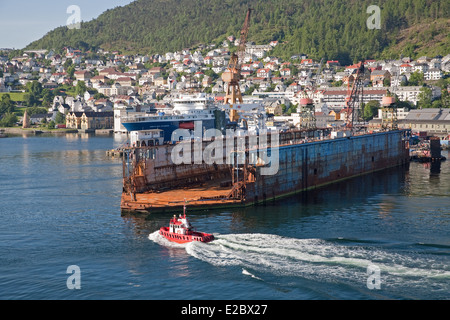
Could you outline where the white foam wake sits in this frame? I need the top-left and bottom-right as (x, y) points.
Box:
(148, 230), (187, 249)
(150, 232), (450, 288)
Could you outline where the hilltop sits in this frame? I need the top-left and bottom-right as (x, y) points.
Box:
(24, 0), (450, 63)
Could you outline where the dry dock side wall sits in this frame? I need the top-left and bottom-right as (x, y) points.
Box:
(248, 130), (410, 203)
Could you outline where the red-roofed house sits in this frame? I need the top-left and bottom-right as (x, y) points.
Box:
(400, 64), (412, 74)
(265, 62), (277, 71)
(280, 68), (291, 76)
(326, 60), (340, 68)
(204, 56), (213, 65)
(256, 68), (272, 79)
(194, 71), (204, 78)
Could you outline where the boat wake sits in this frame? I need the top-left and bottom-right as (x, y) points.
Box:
(149, 232), (450, 291)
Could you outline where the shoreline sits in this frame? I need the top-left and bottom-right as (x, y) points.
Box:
(0, 127), (115, 136)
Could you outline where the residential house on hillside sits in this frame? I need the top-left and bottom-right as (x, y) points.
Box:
(424, 68), (442, 81)
(116, 77), (134, 87)
(326, 60), (340, 68)
(413, 62), (429, 73)
(321, 88), (388, 108)
(390, 73), (407, 87)
(280, 68), (291, 77)
(245, 44), (271, 59)
(256, 68), (271, 79)
(370, 70), (390, 87)
(74, 70), (91, 81)
(90, 75), (110, 85)
(392, 86), (441, 105)
(99, 67), (117, 77)
(399, 64), (412, 74)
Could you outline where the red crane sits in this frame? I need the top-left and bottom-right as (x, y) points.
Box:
(343, 61), (365, 128)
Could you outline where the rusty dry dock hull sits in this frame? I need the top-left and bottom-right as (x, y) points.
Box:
(121, 130), (411, 214)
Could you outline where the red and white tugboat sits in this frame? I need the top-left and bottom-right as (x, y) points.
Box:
(159, 204), (214, 244)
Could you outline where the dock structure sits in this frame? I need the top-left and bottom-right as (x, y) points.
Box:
(410, 136), (447, 162)
(120, 129), (411, 214)
(106, 149), (124, 157)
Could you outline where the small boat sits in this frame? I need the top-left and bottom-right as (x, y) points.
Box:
(159, 204), (214, 244)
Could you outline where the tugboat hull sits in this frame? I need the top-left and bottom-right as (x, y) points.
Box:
(159, 227), (214, 244)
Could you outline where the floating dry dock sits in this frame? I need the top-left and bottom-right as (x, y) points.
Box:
(120, 129), (411, 214)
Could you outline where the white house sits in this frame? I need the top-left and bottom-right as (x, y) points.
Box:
(392, 86), (441, 106)
(424, 68), (442, 81)
(399, 64), (413, 74)
(413, 63), (429, 73)
(376, 107), (409, 120)
(256, 68), (271, 78)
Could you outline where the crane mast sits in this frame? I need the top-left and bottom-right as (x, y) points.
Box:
(344, 61), (365, 128)
(222, 8), (252, 122)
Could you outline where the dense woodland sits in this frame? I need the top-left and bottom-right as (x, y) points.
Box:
(26, 0), (449, 63)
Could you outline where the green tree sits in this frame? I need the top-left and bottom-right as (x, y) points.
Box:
(417, 87), (432, 108)
(24, 93), (39, 107)
(75, 81), (87, 97)
(408, 71), (424, 86)
(42, 88), (54, 107)
(0, 94), (15, 114)
(440, 89), (450, 108)
(55, 111), (65, 124)
(67, 65), (76, 80)
(431, 99), (443, 109)
(26, 106), (48, 116)
(363, 100), (380, 120)
(25, 81), (43, 106)
(63, 58), (73, 70)
(26, 81), (43, 97)
(93, 92), (107, 100)
(0, 112), (18, 127)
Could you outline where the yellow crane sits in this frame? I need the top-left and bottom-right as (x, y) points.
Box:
(221, 8), (252, 122)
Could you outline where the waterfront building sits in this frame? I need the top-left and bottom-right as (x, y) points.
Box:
(399, 108), (450, 137)
(66, 111), (114, 130)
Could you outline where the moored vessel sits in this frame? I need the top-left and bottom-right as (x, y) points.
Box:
(121, 93), (219, 142)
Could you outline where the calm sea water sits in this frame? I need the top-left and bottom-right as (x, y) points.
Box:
(0, 134), (449, 300)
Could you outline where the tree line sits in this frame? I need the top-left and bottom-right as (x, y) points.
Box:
(26, 0), (449, 63)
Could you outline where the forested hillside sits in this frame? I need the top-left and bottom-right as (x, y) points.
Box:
(26, 0), (449, 63)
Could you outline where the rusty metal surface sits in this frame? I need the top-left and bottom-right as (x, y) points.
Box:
(121, 129), (411, 214)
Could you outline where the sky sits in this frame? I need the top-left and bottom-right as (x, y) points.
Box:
(0, 0), (135, 49)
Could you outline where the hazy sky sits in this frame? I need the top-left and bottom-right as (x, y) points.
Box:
(0, 0), (135, 49)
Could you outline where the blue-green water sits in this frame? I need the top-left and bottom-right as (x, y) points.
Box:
(0, 134), (449, 300)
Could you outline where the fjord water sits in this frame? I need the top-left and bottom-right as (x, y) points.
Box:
(0, 134), (449, 300)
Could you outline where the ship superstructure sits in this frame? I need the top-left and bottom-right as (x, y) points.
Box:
(121, 93), (218, 141)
